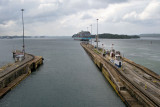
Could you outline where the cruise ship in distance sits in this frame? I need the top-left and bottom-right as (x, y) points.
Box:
(72, 31), (91, 41)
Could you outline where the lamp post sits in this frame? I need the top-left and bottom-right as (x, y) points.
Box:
(96, 19), (99, 48)
(21, 9), (25, 58)
(90, 24), (92, 34)
(90, 24), (92, 45)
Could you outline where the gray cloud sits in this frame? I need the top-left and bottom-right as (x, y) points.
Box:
(0, 0), (128, 23)
(0, 0), (160, 36)
(81, 14), (92, 20)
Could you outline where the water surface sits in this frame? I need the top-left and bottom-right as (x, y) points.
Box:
(0, 38), (125, 107)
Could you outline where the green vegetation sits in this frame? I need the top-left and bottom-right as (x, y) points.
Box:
(91, 33), (140, 39)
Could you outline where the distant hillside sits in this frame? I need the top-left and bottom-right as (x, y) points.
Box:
(91, 33), (140, 39)
(139, 34), (160, 37)
(0, 36), (71, 39)
(0, 36), (48, 39)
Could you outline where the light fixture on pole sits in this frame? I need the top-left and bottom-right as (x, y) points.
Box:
(96, 19), (99, 48)
(90, 24), (92, 34)
(21, 9), (25, 58)
(90, 24), (92, 45)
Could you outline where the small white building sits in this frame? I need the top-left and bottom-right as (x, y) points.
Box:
(15, 55), (24, 62)
(114, 54), (122, 67)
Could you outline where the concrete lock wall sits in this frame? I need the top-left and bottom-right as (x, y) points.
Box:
(0, 65), (29, 89)
(0, 57), (43, 89)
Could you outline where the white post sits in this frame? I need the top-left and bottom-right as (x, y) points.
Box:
(96, 19), (99, 49)
(21, 9), (25, 59)
(90, 24), (92, 45)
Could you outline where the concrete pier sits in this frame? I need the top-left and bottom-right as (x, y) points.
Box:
(0, 51), (43, 98)
(81, 43), (160, 107)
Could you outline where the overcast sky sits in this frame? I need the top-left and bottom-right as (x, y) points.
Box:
(0, 0), (160, 36)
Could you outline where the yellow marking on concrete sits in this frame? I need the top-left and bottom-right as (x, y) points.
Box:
(145, 83), (147, 90)
(152, 80), (157, 83)
(102, 70), (124, 101)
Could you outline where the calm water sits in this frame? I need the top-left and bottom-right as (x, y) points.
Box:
(0, 38), (125, 107)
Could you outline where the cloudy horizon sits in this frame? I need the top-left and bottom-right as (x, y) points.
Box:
(0, 0), (160, 36)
